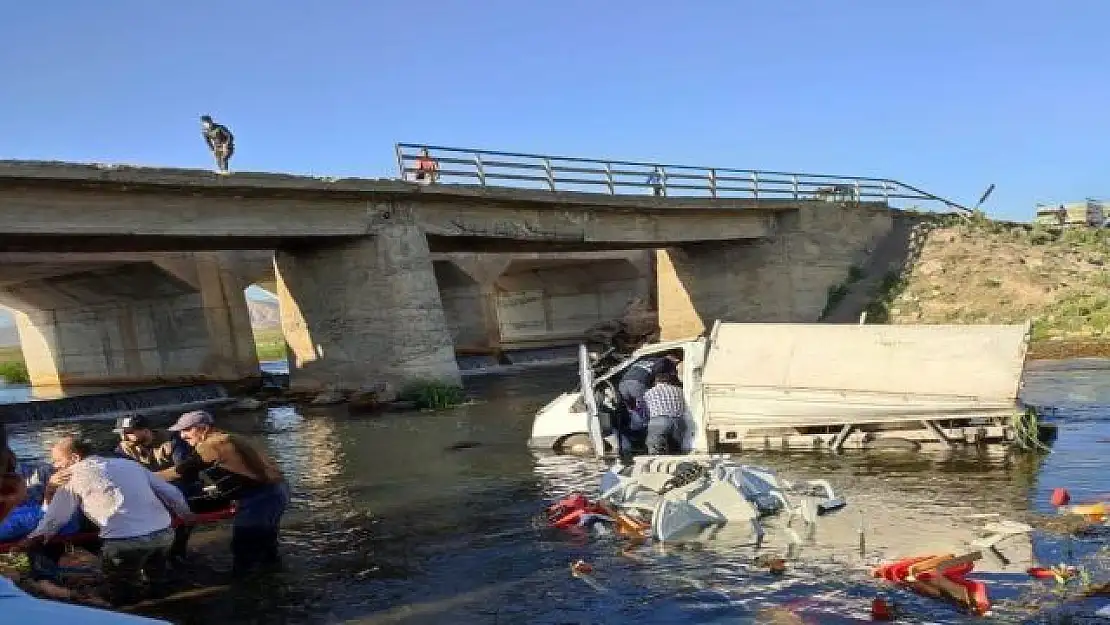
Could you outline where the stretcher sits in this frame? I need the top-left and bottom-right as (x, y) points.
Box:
(0, 506), (236, 554)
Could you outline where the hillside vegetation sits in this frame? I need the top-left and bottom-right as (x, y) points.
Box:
(861, 215), (1110, 359)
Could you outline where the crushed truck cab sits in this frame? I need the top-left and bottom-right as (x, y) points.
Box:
(528, 321), (1055, 456)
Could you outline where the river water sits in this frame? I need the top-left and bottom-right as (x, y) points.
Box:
(4, 359), (1110, 624)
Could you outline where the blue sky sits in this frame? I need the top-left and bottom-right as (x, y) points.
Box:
(2, 1), (1108, 220)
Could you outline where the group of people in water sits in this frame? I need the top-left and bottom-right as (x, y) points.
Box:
(0, 410), (288, 607)
(612, 348), (688, 460)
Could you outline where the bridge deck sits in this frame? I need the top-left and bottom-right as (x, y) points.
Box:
(1, 160), (867, 251)
(0, 160), (820, 213)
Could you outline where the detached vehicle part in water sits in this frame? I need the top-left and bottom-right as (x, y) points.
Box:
(597, 455), (846, 544)
(529, 321), (1057, 456)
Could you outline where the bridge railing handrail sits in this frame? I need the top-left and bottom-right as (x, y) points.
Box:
(395, 143), (969, 212)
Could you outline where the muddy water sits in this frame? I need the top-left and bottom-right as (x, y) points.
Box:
(5, 360), (1110, 624)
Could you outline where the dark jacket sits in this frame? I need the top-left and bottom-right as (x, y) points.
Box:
(114, 431), (192, 474)
(620, 357), (676, 387)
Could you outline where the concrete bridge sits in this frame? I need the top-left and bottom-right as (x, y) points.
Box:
(0, 147), (963, 392)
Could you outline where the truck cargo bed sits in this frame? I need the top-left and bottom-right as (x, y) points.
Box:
(700, 322), (1033, 451)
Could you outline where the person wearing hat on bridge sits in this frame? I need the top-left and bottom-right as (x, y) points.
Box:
(112, 414), (213, 564)
(158, 410), (289, 574)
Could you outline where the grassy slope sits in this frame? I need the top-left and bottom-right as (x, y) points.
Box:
(252, 327), (287, 362)
(882, 218), (1110, 359)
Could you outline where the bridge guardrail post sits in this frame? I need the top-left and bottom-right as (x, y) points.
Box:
(792, 175), (799, 200)
(605, 163), (615, 195)
(475, 153), (487, 186)
(752, 172), (759, 201)
(659, 166), (668, 197)
(395, 144), (406, 181)
(543, 158), (555, 191)
(710, 168), (718, 199)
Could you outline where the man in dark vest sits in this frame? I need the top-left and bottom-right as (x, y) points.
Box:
(200, 114), (235, 174)
(614, 349), (683, 460)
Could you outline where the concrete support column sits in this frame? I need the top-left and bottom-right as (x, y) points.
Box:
(439, 256), (511, 354)
(477, 284), (503, 353)
(274, 228), (461, 392)
(194, 253), (260, 380)
(656, 204), (893, 340)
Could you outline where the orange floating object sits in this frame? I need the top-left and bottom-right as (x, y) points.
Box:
(1027, 566), (1077, 580)
(1051, 488), (1071, 507)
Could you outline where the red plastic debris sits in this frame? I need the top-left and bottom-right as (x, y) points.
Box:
(872, 555), (991, 615)
(545, 492), (612, 529)
(871, 597), (894, 621)
(1027, 566), (1077, 580)
(1051, 488), (1071, 507)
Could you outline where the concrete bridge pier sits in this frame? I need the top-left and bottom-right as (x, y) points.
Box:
(433, 256), (511, 355)
(274, 225), (461, 393)
(6, 259), (259, 388)
(655, 204), (894, 339)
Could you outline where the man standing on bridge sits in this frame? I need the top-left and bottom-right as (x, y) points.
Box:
(200, 115), (235, 174)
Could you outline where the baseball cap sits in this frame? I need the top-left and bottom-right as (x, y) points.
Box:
(167, 410), (215, 432)
(112, 414), (150, 433)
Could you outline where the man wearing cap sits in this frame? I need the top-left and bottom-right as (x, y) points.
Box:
(159, 411), (289, 574)
(112, 414), (204, 564)
(113, 415), (194, 475)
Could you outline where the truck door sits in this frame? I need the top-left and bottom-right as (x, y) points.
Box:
(578, 344), (606, 458)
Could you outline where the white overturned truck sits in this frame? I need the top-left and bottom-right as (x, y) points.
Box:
(529, 321), (1055, 456)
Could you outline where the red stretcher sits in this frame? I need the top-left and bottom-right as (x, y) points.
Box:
(0, 505), (236, 554)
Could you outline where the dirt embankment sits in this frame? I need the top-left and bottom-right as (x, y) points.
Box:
(826, 213), (1110, 361)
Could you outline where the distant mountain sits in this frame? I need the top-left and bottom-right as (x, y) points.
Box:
(249, 298), (280, 329)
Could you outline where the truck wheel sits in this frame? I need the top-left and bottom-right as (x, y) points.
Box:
(557, 434), (599, 456)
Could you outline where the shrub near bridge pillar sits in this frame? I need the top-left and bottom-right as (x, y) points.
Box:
(274, 227), (461, 393)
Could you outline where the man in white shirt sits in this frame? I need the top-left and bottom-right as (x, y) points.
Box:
(16, 436), (194, 606)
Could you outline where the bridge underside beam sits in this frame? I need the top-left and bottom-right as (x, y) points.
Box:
(0, 233), (769, 255)
(426, 236), (708, 254)
(4, 260), (258, 388)
(0, 235), (319, 253)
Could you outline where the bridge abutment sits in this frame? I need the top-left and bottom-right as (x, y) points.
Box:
(7, 261), (259, 387)
(656, 204), (894, 339)
(274, 227), (461, 393)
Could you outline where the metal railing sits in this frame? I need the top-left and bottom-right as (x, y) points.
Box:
(395, 143), (969, 212)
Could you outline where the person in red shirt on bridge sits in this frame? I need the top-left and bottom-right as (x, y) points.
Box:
(415, 148), (439, 184)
